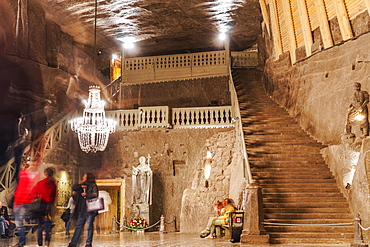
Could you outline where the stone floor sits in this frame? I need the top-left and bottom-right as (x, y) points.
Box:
(0, 231), (355, 247)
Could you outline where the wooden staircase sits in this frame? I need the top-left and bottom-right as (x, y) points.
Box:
(232, 68), (354, 245)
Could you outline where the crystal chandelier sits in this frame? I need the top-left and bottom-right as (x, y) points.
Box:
(70, 86), (116, 153)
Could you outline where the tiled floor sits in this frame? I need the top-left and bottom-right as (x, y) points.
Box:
(0, 231), (354, 247)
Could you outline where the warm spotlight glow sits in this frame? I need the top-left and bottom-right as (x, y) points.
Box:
(343, 150), (360, 187)
(219, 32), (227, 41)
(354, 113), (365, 121)
(60, 171), (68, 182)
(204, 151), (213, 180)
(204, 160), (212, 180)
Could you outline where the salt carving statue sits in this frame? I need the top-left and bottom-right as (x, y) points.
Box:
(132, 155), (153, 205)
(345, 82), (369, 137)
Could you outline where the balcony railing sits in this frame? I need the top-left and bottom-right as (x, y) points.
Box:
(122, 50), (228, 84)
(106, 106), (234, 131)
(231, 51), (258, 68)
(172, 107), (233, 129)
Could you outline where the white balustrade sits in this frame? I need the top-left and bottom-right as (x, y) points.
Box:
(106, 106), (234, 131)
(106, 109), (139, 130)
(171, 106), (233, 129)
(137, 106), (170, 128)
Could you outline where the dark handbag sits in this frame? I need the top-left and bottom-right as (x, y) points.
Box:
(61, 208), (70, 222)
(86, 197), (104, 213)
(29, 197), (47, 213)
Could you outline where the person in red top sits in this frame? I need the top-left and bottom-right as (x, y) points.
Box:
(12, 156), (36, 247)
(30, 167), (57, 247)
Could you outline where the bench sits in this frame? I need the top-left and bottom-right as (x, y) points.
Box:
(215, 224), (230, 238)
(215, 211), (244, 240)
(14, 223), (38, 236)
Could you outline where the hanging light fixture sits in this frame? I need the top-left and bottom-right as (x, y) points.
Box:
(70, 86), (116, 153)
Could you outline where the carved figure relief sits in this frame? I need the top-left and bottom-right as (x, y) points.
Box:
(132, 155), (153, 205)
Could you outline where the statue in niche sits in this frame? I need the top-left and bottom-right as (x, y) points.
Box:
(132, 155), (153, 205)
(345, 82), (369, 137)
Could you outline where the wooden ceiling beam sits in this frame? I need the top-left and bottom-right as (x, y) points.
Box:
(297, 0), (313, 56)
(269, 0), (284, 58)
(334, 0), (353, 40)
(282, 0), (297, 63)
(314, 0), (334, 48)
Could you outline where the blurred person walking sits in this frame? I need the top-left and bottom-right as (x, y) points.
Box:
(31, 167), (57, 247)
(67, 173), (99, 247)
(12, 156), (36, 247)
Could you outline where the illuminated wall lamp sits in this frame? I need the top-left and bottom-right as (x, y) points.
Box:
(204, 151), (213, 187)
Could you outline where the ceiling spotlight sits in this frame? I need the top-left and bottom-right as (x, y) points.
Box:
(219, 32), (227, 41)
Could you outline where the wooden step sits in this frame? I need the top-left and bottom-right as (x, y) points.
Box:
(263, 208), (351, 214)
(263, 196), (347, 203)
(258, 178), (337, 184)
(264, 210), (352, 221)
(263, 192), (344, 197)
(264, 218), (353, 224)
(264, 225), (353, 233)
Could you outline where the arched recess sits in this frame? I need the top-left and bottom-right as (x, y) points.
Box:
(95, 179), (125, 233)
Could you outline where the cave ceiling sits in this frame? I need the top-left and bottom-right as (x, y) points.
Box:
(36, 0), (262, 57)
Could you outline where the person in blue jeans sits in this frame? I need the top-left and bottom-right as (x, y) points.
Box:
(12, 156), (35, 247)
(64, 194), (76, 236)
(0, 200), (10, 238)
(67, 173), (99, 247)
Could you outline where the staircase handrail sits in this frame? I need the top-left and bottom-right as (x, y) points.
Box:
(0, 112), (72, 199)
(228, 66), (253, 183)
(105, 75), (122, 103)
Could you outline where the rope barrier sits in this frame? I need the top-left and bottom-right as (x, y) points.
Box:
(164, 220), (174, 224)
(116, 219), (161, 231)
(263, 222), (353, 226)
(359, 223), (370, 231)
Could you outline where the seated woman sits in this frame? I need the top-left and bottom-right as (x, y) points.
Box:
(214, 200), (223, 217)
(200, 198), (236, 239)
(0, 200), (10, 238)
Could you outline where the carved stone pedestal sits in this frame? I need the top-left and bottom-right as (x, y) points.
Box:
(132, 203), (150, 224)
(240, 180), (270, 244)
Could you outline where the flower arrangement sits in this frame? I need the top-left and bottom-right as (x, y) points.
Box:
(128, 216), (148, 231)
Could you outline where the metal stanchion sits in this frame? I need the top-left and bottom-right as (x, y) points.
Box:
(122, 216), (127, 231)
(351, 214), (368, 247)
(173, 216), (178, 232)
(111, 216), (118, 233)
(160, 215), (165, 232)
